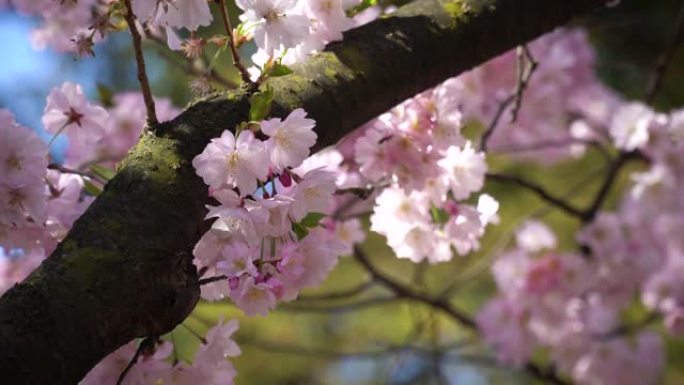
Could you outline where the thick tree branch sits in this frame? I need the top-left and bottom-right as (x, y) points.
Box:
(0, 0), (608, 383)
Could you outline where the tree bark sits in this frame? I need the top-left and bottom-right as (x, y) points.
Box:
(0, 0), (608, 383)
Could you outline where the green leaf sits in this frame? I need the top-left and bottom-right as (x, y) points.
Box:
(292, 222), (309, 240)
(347, 0), (377, 16)
(430, 206), (450, 224)
(90, 164), (116, 182)
(96, 83), (114, 107)
(83, 180), (102, 196)
(268, 63), (293, 78)
(249, 88), (274, 122)
(300, 212), (326, 228)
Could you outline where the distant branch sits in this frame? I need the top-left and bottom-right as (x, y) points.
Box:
(487, 172), (586, 219)
(352, 247), (569, 385)
(297, 280), (375, 301)
(480, 44), (538, 151)
(645, 0), (684, 104)
(580, 150), (645, 223)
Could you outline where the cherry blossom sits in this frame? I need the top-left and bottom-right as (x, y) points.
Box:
(192, 130), (269, 195)
(0, 109), (48, 187)
(42, 82), (108, 147)
(261, 108), (317, 172)
(236, 0), (310, 55)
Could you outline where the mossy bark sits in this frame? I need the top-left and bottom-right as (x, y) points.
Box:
(0, 0), (607, 383)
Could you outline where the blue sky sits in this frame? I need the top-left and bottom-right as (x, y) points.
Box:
(0, 11), (140, 159)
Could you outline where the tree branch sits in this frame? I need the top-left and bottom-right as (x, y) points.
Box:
(0, 0), (609, 383)
(123, 0), (158, 126)
(487, 172), (586, 219)
(352, 247), (569, 385)
(645, 0), (684, 104)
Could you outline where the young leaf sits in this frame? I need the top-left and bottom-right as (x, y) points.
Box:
(90, 164), (116, 182)
(83, 180), (102, 196)
(292, 222), (309, 240)
(269, 63), (293, 78)
(430, 206), (450, 224)
(300, 212), (326, 228)
(249, 88), (274, 122)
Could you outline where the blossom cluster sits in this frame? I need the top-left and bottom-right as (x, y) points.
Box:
(350, 82), (499, 263)
(0, 83), (178, 296)
(43, 82), (178, 168)
(81, 319), (241, 385)
(240, 0), (364, 75)
(467, 28), (684, 385)
(0, 107), (88, 295)
(192, 108), (364, 316)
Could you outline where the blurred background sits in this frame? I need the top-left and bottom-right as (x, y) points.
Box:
(1, 0), (683, 383)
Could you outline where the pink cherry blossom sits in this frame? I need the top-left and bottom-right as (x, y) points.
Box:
(437, 142), (487, 200)
(261, 108), (317, 171)
(0, 109), (48, 187)
(230, 275), (278, 316)
(287, 169), (336, 221)
(236, 0), (310, 54)
(42, 82), (108, 147)
(192, 130), (269, 195)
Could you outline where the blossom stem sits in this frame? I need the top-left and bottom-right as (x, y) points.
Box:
(218, 0), (254, 86)
(122, 0), (158, 126)
(116, 337), (156, 385)
(198, 275), (229, 286)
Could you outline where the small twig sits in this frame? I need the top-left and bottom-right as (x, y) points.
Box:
(47, 163), (103, 183)
(116, 337), (156, 385)
(143, 27), (237, 88)
(510, 45), (538, 123)
(352, 247), (569, 385)
(242, 339), (472, 360)
(123, 0), (158, 126)
(217, 0), (253, 86)
(297, 280), (375, 301)
(180, 323), (207, 343)
(645, 0), (684, 104)
(480, 44), (538, 152)
(198, 275), (228, 286)
(487, 172), (586, 219)
(580, 150), (643, 223)
(480, 94), (515, 152)
(353, 246), (476, 329)
(280, 297), (399, 313)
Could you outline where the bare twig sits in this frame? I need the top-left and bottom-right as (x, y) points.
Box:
(142, 27), (237, 89)
(352, 247), (569, 385)
(279, 297), (398, 313)
(242, 339), (472, 360)
(122, 0), (158, 126)
(116, 337), (156, 385)
(480, 44), (538, 151)
(47, 163), (103, 183)
(510, 45), (538, 122)
(580, 150), (644, 223)
(297, 280), (375, 301)
(645, 0), (684, 104)
(487, 172), (586, 219)
(480, 94), (515, 152)
(198, 275), (228, 286)
(353, 246), (476, 329)
(217, 0), (253, 86)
